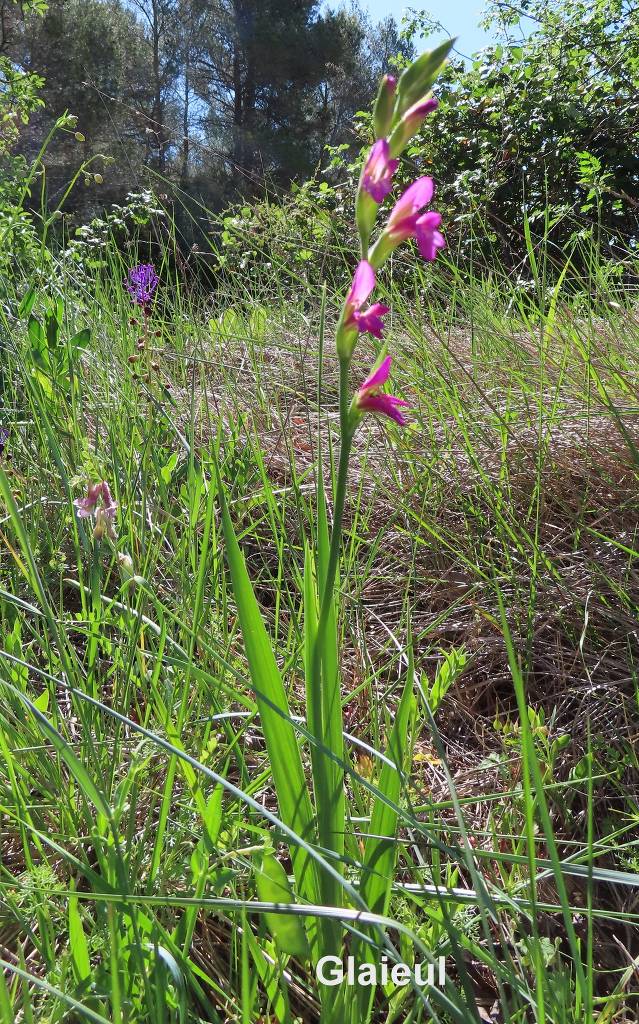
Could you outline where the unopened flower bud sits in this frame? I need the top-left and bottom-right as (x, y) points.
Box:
(75, 132), (85, 142)
(373, 75), (397, 140)
(388, 96), (438, 158)
(93, 506), (116, 541)
(129, 317), (139, 326)
(356, 189), (378, 255)
(128, 354), (139, 364)
(117, 551), (135, 580)
(395, 37), (454, 117)
(94, 173), (103, 185)
(154, 330), (162, 338)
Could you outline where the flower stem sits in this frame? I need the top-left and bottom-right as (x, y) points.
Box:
(315, 357), (353, 653)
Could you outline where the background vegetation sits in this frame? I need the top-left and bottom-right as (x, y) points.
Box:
(1, 1), (639, 1021)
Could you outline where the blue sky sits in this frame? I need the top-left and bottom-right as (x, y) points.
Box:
(334, 1), (498, 58)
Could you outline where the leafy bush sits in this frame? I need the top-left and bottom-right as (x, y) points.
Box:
(0, 49), (45, 279)
(208, 0), (639, 288)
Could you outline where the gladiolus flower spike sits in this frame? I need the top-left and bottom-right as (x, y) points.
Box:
(353, 356), (409, 427)
(125, 264), (158, 311)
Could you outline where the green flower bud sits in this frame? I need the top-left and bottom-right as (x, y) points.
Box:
(355, 187), (377, 256)
(372, 74), (397, 139)
(395, 38), (455, 117)
(117, 551), (135, 580)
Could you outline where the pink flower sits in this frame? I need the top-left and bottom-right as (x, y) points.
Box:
(387, 177), (434, 239)
(413, 210), (446, 261)
(381, 177), (445, 261)
(74, 481), (118, 539)
(362, 139), (399, 203)
(73, 482), (103, 518)
(355, 356), (409, 426)
(343, 261), (389, 340)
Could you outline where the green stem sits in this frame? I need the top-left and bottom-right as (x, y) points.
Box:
(313, 357), (353, 665)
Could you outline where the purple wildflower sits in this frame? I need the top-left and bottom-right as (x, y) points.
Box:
(74, 481), (118, 540)
(125, 264), (159, 311)
(386, 178), (446, 261)
(355, 355), (409, 426)
(362, 139), (399, 204)
(343, 261), (389, 339)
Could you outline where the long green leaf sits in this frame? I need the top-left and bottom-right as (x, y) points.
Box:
(316, 477), (345, 877)
(347, 645), (416, 1023)
(215, 463), (322, 951)
(256, 852), (311, 959)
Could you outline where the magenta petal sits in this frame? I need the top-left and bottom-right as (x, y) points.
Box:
(361, 354), (392, 392)
(363, 179), (388, 203)
(405, 96), (438, 123)
(347, 260), (375, 310)
(360, 393), (410, 425)
(355, 302), (390, 338)
(355, 308), (386, 338)
(363, 175), (393, 203)
(416, 210), (443, 230)
(362, 141), (399, 204)
(417, 230), (445, 261)
(415, 211), (446, 261)
(364, 302), (390, 321)
(366, 139), (388, 172)
(389, 177), (434, 227)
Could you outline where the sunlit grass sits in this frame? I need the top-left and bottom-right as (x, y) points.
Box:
(1, 220), (639, 1022)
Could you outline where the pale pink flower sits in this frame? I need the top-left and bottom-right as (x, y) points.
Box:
(74, 481), (118, 539)
(355, 356), (409, 426)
